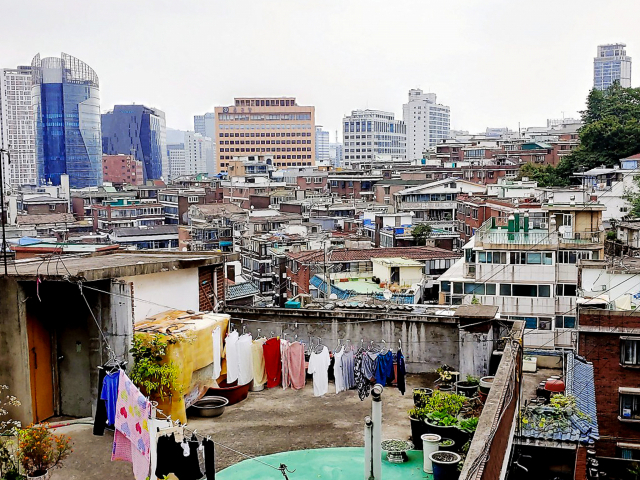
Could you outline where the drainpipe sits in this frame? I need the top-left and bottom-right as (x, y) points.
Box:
(364, 384), (384, 480)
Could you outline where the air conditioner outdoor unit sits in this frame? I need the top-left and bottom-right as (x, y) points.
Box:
(540, 222), (548, 229)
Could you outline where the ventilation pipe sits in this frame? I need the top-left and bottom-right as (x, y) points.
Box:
(364, 384), (384, 480)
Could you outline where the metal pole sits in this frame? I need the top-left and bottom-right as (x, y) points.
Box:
(0, 148), (9, 276)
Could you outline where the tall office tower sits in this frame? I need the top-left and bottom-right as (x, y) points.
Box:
(31, 53), (102, 188)
(166, 132), (211, 180)
(0, 66), (37, 188)
(194, 112), (215, 139)
(315, 126), (330, 165)
(215, 97), (315, 171)
(329, 142), (344, 168)
(194, 113), (216, 175)
(102, 104), (168, 181)
(402, 89), (450, 161)
(594, 44), (632, 90)
(342, 109), (406, 164)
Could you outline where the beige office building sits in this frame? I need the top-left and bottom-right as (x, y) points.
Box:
(215, 97), (315, 172)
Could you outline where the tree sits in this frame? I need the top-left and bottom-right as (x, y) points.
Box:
(529, 83), (640, 187)
(412, 223), (432, 246)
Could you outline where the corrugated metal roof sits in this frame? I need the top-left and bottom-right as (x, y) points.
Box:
(227, 282), (259, 300)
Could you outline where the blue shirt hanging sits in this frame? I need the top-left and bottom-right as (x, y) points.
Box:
(100, 371), (120, 426)
(375, 351), (395, 386)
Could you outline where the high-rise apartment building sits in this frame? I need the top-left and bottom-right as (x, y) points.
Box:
(31, 53), (102, 188)
(342, 109), (406, 164)
(194, 112), (215, 139)
(166, 132), (211, 180)
(403, 89), (450, 161)
(0, 66), (37, 188)
(101, 104), (168, 182)
(594, 43), (632, 90)
(215, 97), (315, 171)
(315, 126), (330, 165)
(329, 142), (344, 168)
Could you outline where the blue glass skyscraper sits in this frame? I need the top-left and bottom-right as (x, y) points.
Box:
(31, 53), (103, 188)
(102, 105), (168, 181)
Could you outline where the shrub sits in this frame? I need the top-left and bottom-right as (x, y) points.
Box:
(18, 424), (72, 476)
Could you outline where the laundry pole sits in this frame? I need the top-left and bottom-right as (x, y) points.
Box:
(364, 384), (384, 480)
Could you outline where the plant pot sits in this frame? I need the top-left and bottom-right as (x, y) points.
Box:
(478, 390), (488, 404)
(410, 416), (429, 450)
(430, 451), (462, 480)
(455, 381), (478, 398)
(425, 419), (458, 440)
(421, 434), (441, 473)
(439, 384), (454, 392)
(413, 388), (433, 408)
(27, 470), (51, 480)
(438, 438), (456, 452)
(479, 376), (494, 395)
(453, 427), (470, 449)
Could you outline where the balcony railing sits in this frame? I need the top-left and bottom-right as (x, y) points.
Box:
(559, 231), (602, 245)
(476, 229), (557, 246)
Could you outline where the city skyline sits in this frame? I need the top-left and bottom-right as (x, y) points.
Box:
(1, 0), (638, 139)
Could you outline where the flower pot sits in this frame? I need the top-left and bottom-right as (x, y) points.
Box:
(439, 384), (454, 392)
(479, 376), (494, 395)
(425, 419), (458, 441)
(413, 388), (433, 408)
(478, 390), (488, 403)
(421, 434), (441, 473)
(410, 416), (429, 450)
(453, 427), (470, 449)
(438, 438), (456, 452)
(429, 451), (462, 480)
(455, 381), (478, 398)
(27, 470), (51, 480)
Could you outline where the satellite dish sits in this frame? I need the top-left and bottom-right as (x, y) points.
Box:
(383, 289), (392, 300)
(329, 293), (338, 300)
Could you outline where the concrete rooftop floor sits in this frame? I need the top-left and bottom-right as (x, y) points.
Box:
(50, 373), (433, 480)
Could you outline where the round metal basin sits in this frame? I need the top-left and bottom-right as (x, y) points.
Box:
(189, 396), (229, 418)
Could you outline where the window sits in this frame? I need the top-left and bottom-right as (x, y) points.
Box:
(556, 284), (577, 296)
(500, 284), (512, 296)
(621, 338), (640, 365)
(478, 251), (507, 264)
(464, 283), (485, 295)
(510, 251), (553, 265)
(441, 281), (451, 293)
(501, 284), (550, 297)
(513, 284), (538, 297)
(453, 282), (463, 294)
(188, 196), (199, 203)
(524, 317), (552, 330)
(620, 391), (640, 419)
(486, 283), (496, 295)
(558, 250), (591, 264)
(555, 316), (576, 328)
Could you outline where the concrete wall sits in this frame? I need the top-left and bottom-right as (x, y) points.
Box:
(224, 306), (459, 373)
(0, 278), (32, 426)
(119, 268), (199, 323)
(459, 327), (494, 378)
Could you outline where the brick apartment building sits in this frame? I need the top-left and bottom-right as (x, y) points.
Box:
(456, 195), (542, 243)
(328, 170), (383, 199)
(102, 154), (144, 185)
(578, 308), (640, 459)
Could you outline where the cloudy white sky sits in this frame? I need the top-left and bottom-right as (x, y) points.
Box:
(2, 0), (639, 140)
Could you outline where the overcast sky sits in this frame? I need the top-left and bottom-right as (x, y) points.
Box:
(2, 0), (639, 140)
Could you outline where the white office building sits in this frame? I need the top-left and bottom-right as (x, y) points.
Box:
(403, 89), (450, 161)
(342, 110), (406, 164)
(167, 132), (212, 179)
(594, 43), (632, 90)
(329, 142), (344, 168)
(0, 66), (37, 188)
(315, 126), (330, 166)
(194, 113), (215, 139)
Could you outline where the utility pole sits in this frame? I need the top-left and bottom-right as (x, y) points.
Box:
(0, 148), (9, 276)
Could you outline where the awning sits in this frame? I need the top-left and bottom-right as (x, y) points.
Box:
(619, 387), (640, 395)
(220, 241), (233, 246)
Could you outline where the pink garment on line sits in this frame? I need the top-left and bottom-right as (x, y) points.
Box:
(112, 371), (151, 480)
(112, 430), (149, 480)
(287, 342), (306, 390)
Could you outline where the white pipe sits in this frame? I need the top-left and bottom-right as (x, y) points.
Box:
(372, 384), (383, 480)
(364, 415), (373, 480)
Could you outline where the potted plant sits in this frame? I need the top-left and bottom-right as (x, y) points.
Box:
(438, 438), (456, 452)
(425, 412), (460, 438)
(413, 388), (433, 408)
(455, 375), (480, 398)
(479, 376), (494, 395)
(435, 365), (459, 392)
(455, 416), (479, 447)
(0, 385), (22, 480)
(408, 407), (429, 450)
(18, 424), (72, 479)
(429, 451), (462, 480)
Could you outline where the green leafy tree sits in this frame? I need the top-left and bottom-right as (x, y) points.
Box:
(517, 162), (569, 187)
(412, 223), (432, 246)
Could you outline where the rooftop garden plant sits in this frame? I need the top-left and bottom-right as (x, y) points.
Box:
(130, 333), (182, 399)
(458, 417), (479, 434)
(439, 439), (454, 447)
(18, 423), (72, 477)
(435, 364), (459, 386)
(520, 394), (588, 432)
(426, 412), (460, 427)
(464, 375), (480, 386)
(0, 385), (22, 480)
